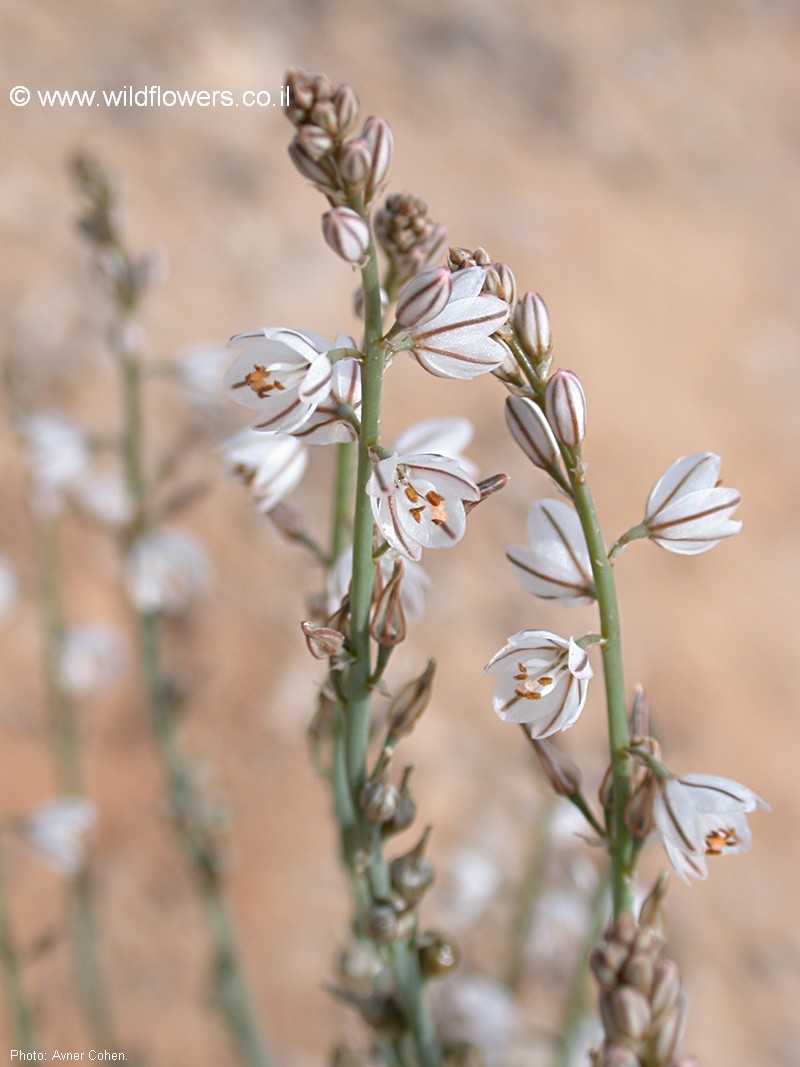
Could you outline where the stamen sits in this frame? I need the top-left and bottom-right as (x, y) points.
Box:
(705, 827), (738, 855)
(405, 485), (421, 503)
(425, 489), (448, 526)
(409, 505), (425, 524)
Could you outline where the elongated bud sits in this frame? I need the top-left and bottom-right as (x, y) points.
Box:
(464, 473), (509, 514)
(505, 395), (559, 471)
(514, 292), (552, 370)
(322, 207), (370, 264)
(386, 660), (436, 743)
(362, 117), (393, 201)
(301, 620), (345, 660)
(545, 368), (586, 448)
(638, 872), (669, 931)
(484, 262), (516, 305)
(526, 733), (582, 797)
(629, 683), (650, 743)
(608, 986), (651, 1043)
(289, 138), (337, 190)
(340, 138), (372, 188)
(333, 84), (359, 135)
(310, 98), (338, 136)
(652, 997), (686, 1063)
(360, 753), (400, 824)
(650, 958), (682, 1019)
(395, 267), (453, 329)
(371, 561), (407, 647)
(297, 122), (334, 161)
(418, 931), (460, 978)
(390, 826), (434, 905)
(624, 773), (658, 838)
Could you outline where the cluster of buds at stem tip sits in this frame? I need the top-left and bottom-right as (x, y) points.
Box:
(374, 193), (447, 290)
(284, 68), (391, 208)
(590, 912), (692, 1067)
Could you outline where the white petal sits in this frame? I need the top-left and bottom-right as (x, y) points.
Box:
(647, 487), (742, 554)
(507, 500), (593, 605)
(405, 454), (480, 502)
(298, 352), (334, 405)
(448, 266), (487, 301)
(645, 453), (721, 520)
(677, 775), (770, 814)
(504, 395), (559, 470)
(393, 417), (474, 459)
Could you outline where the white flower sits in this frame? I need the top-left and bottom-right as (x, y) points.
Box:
(0, 556), (18, 620)
(507, 499), (594, 605)
(290, 345), (362, 444)
(75, 472), (136, 529)
(485, 630), (593, 737)
(327, 549), (430, 623)
(57, 624), (126, 697)
(23, 798), (98, 874)
(124, 529), (212, 614)
(175, 343), (230, 407)
(221, 429), (308, 513)
(367, 452), (480, 562)
(392, 416), (475, 471)
(23, 413), (89, 505)
(393, 266), (510, 380)
(644, 453), (742, 555)
(431, 975), (518, 1065)
(653, 773), (769, 884)
(224, 327), (334, 434)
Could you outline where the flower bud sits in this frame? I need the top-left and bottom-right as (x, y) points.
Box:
(629, 683), (650, 744)
(620, 950), (655, 997)
(638, 872), (669, 931)
(624, 773), (658, 838)
(652, 997), (686, 1063)
(390, 826), (434, 905)
(504, 396), (559, 471)
(484, 262), (516, 305)
(322, 208), (370, 264)
(340, 138), (372, 188)
(371, 561), (407, 647)
(598, 1046), (639, 1067)
(386, 660), (436, 743)
(650, 958), (682, 1019)
(608, 986), (651, 1043)
(418, 931), (460, 978)
(527, 734), (582, 797)
(395, 267), (453, 329)
(301, 620), (345, 660)
(310, 98), (338, 136)
(289, 138), (337, 190)
(362, 117), (393, 200)
(352, 284), (388, 320)
(333, 84), (359, 135)
(296, 122), (334, 161)
(545, 369), (586, 449)
(514, 292), (552, 370)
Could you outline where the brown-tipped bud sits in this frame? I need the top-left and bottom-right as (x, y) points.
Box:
(360, 754), (400, 824)
(284, 68), (317, 118)
(528, 734), (582, 797)
(545, 369), (587, 449)
(418, 931), (460, 978)
(638, 872), (670, 931)
(296, 122), (334, 161)
(629, 684), (650, 743)
(390, 826), (434, 905)
(464, 473), (509, 514)
(381, 765), (416, 835)
(310, 98), (338, 136)
(652, 997), (686, 1063)
(650, 959), (682, 1020)
(621, 950), (655, 997)
(289, 138), (337, 190)
(333, 84), (359, 135)
(590, 940), (631, 991)
(340, 138), (372, 188)
(514, 292), (552, 369)
(363, 900), (415, 945)
(386, 661), (435, 743)
(611, 912), (640, 948)
(447, 246), (491, 270)
(484, 262), (516, 305)
(624, 773), (658, 839)
(371, 561), (407, 647)
(362, 117), (393, 201)
(609, 987), (651, 1043)
(504, 395), (560, 471)
(395, 267), (453, 329)
(301, 620), (345, 660)
(322, 207), (370, 264)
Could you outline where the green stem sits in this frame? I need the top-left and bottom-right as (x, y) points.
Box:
(330, 442), (354, 564)
(0, 856), (36, 1051)
(504, 800), (556, 994)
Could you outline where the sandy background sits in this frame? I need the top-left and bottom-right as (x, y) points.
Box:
(2, 1), (799, 1064)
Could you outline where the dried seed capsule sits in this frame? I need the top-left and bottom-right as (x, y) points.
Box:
(527, 734), (582, 797)
(418, 931), (460, 978)
(390, 826), (434, 905)
(364, 901), (399, 944)
(322, 207), (370, 264)
(545, 369), (586, 449)
(381, 765), (416, 836)
(386, 661), (435, 742)
(301, 620), (345, 660)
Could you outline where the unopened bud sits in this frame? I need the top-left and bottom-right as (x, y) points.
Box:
(514, 292), (552, 371)
(621, 950), (655, 997)
(464, 473), (509, 514)
(484, 262), (517, 305)
(362, 117), (393, 201)
(599, 1046), (640, 1067)
(371, 562), (407, 647)
(624, 773), (658, 838)
(360, 753), (400, 824)
(418, 930), (460, 978)
(590, 940), (631, 991)
(340, 138), (372, 188)
(629, 684), (650, 744)
(390, 826), (434, 905)
(333, 84), (359, 135)
(310, 98), (338, 136)
(650, 958), (682, 1019)
(352, 283), (388, 320)
(638, 872), (670, 931)
(395, 267), (453, 329)
(545, 369), (586, 449)
(301, 621), (345, 660)
(609, 986), (651, 1043)
(296, 122), (334, 161)
(289, 138), (337, 190)
(652, 997), (686, 1063)
(528, 734), (582, 797)
(386, 660), (435, 743)
(322, 207), (370, 264)
(504, 395), (559, 471)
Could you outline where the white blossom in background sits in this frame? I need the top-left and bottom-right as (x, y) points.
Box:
(224, 327), (334, 434)
(431, 975), (518, 1065)
(22, 798), (98, 874)
(75, 472), (136, 529)
(23, 413), (90, 509)
(437, 847), (500, 931)
(507, 499), (594, 605)
(653, 773), (769, 884)
(124, 528), (212, 614)
(367, 452), (480, 562)
(221, 429), (308, 513)
(57, 624), (126, 697)
(327, 549), (430, 623)
(392, 266), (510, 379)
(0, 556), (18, 620)
(175, 343), (230, 409)
(485, 630), (593, 736)
(643, 452), (742, 554)
(291, 344), (362, 444)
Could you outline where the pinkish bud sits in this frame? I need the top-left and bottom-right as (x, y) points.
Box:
(371, 562), (407, 647)
(395, 267), (452, 329)
(340, 138), (372, 188)
(504, 395), (559, 470)
(362, 117), (393, 200)
(310, 99), (338, 136)
(322, 207), (370, 264)
(545, 369), (586, 448)
(527, 735), (582, 797)
(333, 84), (359, 134)
(609, 986), (652, 1043)
(514, 292), (552, 369)
(485, 262), (516, 305)
(289, 138), (336, 189)
(296, 123), (334, 161)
